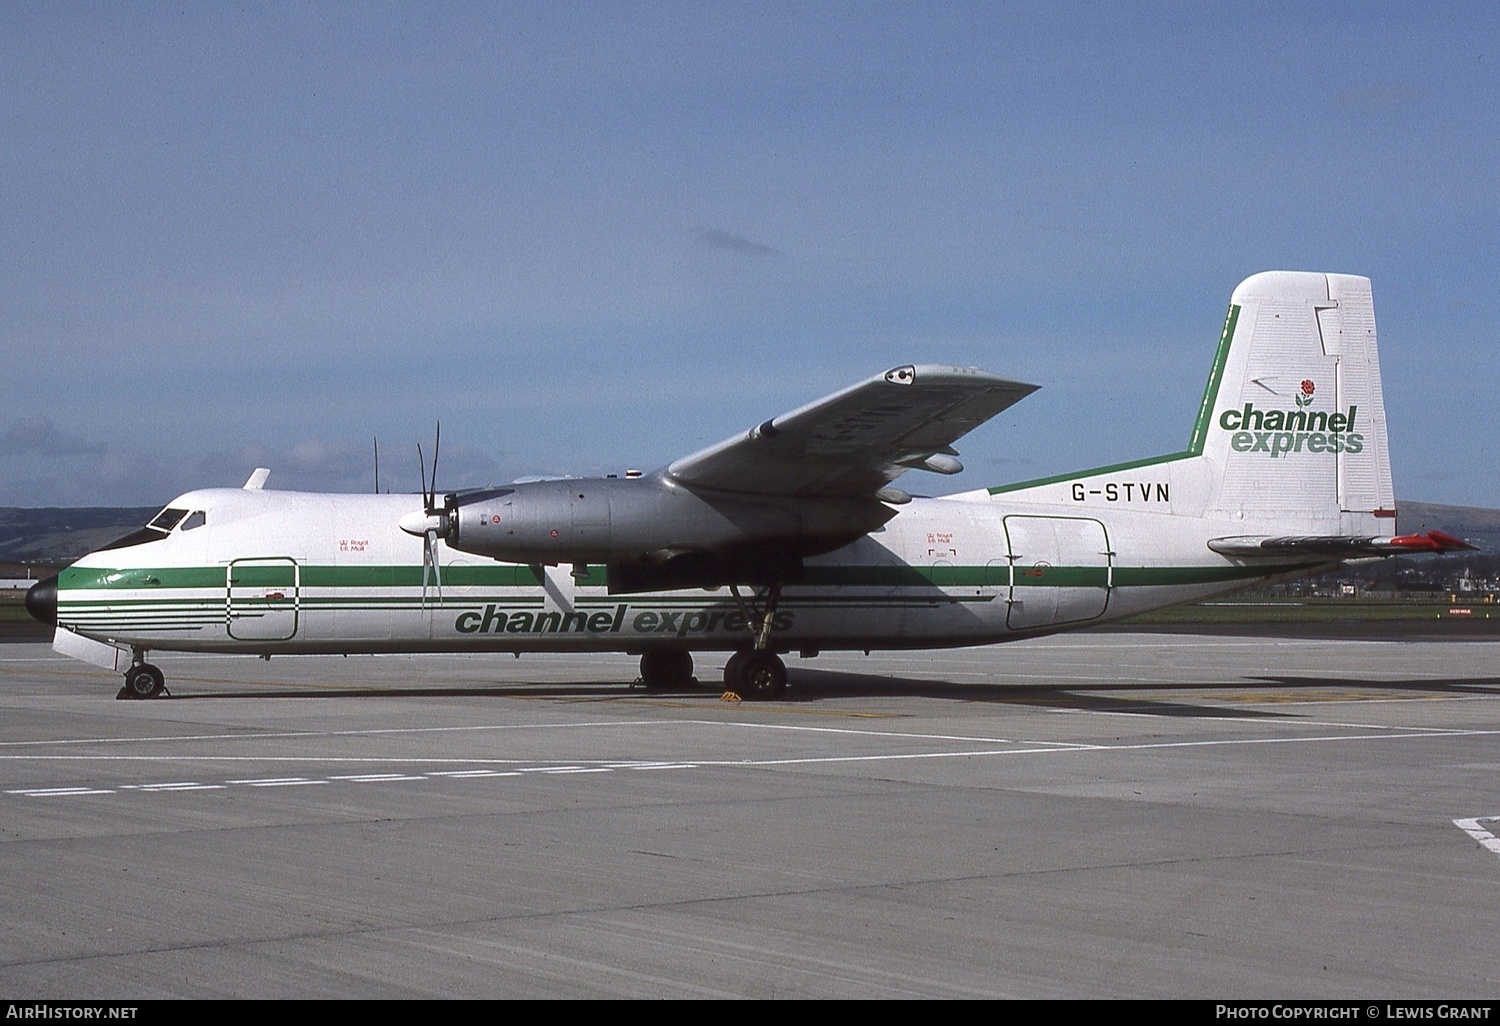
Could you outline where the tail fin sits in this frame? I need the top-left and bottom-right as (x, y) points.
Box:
(987, 271), (1396, 535)
(1201, 271), (1394, 533)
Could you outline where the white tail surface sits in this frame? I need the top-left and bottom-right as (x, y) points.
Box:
(1202, 271), (1394, 534)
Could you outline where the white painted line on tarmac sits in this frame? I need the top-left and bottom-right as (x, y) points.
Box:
(718, 719), (1094, 748)
(1453, 816), (1500, 861)
(701, 726), (1500, 768)
(427, 769), (522, 778)
(538, 767), (612, 774)
(5, 715), (1499, 801)
(0, 719), (688, 749)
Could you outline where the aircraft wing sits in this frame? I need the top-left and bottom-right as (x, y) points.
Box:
(667, 364), (1038, 497)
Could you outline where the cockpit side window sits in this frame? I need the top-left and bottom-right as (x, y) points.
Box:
(148, 508), (189, 532)
(180, 510), (206, 531)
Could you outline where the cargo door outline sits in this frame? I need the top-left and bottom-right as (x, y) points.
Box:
(227, 558), (300, 640)
(1004, 516), (1111, 630)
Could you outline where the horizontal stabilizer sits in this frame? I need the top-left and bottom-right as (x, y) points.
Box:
(1207, 530), (1477, 559)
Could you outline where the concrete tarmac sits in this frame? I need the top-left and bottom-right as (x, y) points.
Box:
(1, 631), (1497, 999)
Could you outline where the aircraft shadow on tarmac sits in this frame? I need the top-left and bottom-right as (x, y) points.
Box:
(1244, 674), (1500, 698)
(774, 667), (1500, 717)
(159, 664), (1500, 718)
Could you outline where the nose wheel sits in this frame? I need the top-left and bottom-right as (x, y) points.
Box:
(118, 661), (168, 700)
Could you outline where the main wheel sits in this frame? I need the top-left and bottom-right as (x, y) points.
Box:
(640, 650), (694, 690)
(728, 651), (786, 700)
(722, 650), (750, 692)
(122, 663), (165, 699)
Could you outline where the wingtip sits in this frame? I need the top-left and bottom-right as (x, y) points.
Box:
(900, 364), (1040, 392)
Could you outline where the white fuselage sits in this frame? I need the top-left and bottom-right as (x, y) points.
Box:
(54, 484), (1317, 657)
(43, 271), (1402, 690)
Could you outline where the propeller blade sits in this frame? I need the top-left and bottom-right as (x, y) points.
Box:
(415, 423), (447, 612)
(419, 523), (430, 607)
(419, 527), (443, 610)
(416, 442), (430, 510)
(430, 422), (441, 512)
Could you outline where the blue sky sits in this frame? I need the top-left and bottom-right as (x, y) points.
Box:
(4, 3), (1497, 509)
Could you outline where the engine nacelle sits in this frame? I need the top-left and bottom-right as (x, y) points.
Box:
(444, 472), (891, 568)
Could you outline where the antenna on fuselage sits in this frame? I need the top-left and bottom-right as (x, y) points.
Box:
(373, 437), (380, 494)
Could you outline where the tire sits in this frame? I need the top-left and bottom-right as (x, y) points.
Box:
(734, 651), (786, 700)
(640, 650), (694, 690)
(123, 663), (165, 699)
(722, 650), (750, 691)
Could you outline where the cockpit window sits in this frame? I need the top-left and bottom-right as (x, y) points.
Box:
(98, 506), (203, 551)
(148, 508), (189, 532)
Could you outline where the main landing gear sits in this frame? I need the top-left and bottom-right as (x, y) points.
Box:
(636, 582), (793, 700)
(722, 582), (788, 700)
(635, 648), (788, 699)
(638, 650), (696, 690)
(722, 649), (787, 699)
(117, 651), (169, 700)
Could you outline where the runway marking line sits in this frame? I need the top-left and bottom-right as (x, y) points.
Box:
(226, 776), (324, 787)
(4, 713), (1499, 802)
(2, 760), (692, 797)
(427, 769), (521, 778)
(0, 719), (687, 749)
(1452, 816), (1500, 861)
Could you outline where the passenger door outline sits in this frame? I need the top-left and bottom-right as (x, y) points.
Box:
(227, 558), (300, 641)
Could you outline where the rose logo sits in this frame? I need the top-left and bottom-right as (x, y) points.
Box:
(1296, 378), (1316, 407)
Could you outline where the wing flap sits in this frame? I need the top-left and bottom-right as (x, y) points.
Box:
(668, 365), (1037, 497)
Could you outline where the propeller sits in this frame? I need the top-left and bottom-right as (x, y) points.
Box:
(398, 424), (452, 609)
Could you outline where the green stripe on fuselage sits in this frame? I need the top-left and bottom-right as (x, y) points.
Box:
(58, 557), (1312, 596)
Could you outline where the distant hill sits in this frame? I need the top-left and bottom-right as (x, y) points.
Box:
(1395, 501), (1500, 551)
(0, 507), (157, 565)
(1, 500), (1493, 568)
(1353, 501), (1500, 591)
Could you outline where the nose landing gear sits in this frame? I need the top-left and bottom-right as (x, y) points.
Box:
(118, 653), (168, 700)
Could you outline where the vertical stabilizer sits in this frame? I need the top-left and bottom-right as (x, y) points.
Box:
(1203, 271), (1394, 533)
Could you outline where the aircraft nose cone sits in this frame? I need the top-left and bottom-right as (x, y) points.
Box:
(25, 575), (57, 627)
